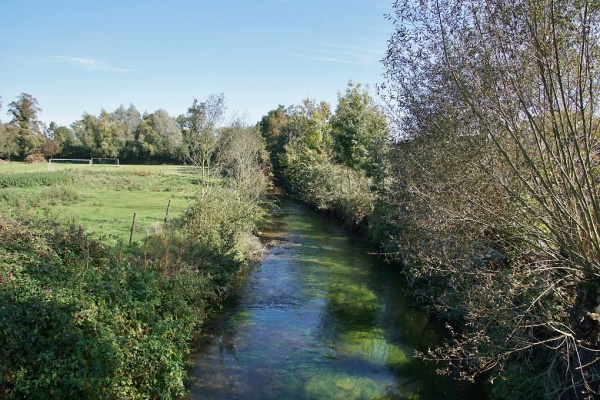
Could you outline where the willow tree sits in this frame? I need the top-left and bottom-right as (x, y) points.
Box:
(181, 94), (226, 182)
(382, 0), (600, 397)
(218, 120), (270, 201)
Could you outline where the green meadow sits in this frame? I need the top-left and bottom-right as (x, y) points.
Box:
(0, 162), (200, 244)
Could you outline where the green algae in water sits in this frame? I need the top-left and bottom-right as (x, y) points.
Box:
(341, 331), (411, 371)
(304, 371), (411, 400)
(306, 373), (381, 399)
(327, 283), (380, 312)
(186, 198), (488, 399)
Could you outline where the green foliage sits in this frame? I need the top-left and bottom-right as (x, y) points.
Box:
(7, 93), (44, 158)
(0, 217), (197, 398)
(260, 89), (385, 235)
(0, 174), (270, 398)
(218, 123), (272, 201)
(279, 144), (375, 231)
(180, 94), (226, 181)
(175, 185), (269, 268)
(0, 146), (271, 399)
(43, 186), (82, 206)
(0, 123), (19, 161)
(257, 105), (288, 157)
(331, 82), (388, 180)
(0, 171), (73, 189)
(380, 0), (600, 398)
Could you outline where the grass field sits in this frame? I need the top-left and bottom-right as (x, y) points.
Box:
(0, 162), (201, 244)
(0, 160), (199, 175)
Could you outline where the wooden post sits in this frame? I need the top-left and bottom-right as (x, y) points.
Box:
(129, 212), (137, 245)
(164, 200), (171, 223)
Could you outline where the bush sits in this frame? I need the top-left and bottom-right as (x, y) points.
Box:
(278, 143), (375, 233)
(44, 186), (82, 205)
(0, 217), (203, 398)
(0, 192), (267, 399)
(23, 153), (46, 164)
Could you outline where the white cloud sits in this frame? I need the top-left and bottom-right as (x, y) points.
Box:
(297, 43), (382, 66)
(59, 56), (133, 73)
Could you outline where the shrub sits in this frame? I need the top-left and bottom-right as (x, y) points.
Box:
(23, 153), (46, 164)
(44, 186), (82, 205)
(0, 214), (235, 399)
(0, 171), (73, 189)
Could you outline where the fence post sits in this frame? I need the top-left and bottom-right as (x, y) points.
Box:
(129, 212), (137, 245)
(164, 200), (171, 223)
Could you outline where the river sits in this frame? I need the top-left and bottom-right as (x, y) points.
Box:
(186, 198), (488, 399)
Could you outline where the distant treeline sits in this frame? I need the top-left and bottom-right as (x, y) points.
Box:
(0, 92), (237, 165)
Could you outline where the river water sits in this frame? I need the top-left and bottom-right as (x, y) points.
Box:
(186, 198), (487, 399)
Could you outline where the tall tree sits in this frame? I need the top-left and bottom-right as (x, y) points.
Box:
(258, 105), (288, 156)
(144, 109), (183, 162)
(181, 94), (226, 181)
(72, 111), (120, 158)
(219, 119), (270, 200)
(7, 93), (44, 157)
(110, 104), (141, 148)
(46, 122), (77, 156)
(331, 82), (388, 179)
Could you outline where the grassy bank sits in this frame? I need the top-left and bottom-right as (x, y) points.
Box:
(0, 165), (271, 399)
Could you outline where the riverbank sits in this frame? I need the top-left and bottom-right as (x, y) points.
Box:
(0, 169), (271, 399)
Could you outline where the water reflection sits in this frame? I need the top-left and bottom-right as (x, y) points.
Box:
(186, 198), (487, 399)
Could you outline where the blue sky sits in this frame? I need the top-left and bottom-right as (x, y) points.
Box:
(0, 0), (393, 127)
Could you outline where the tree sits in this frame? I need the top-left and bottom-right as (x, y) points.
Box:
(7, 93), (44, 157)
(273, 100), (331, 153)
(218, 119), (270, 200)
(382, 0), (600, 397)
(0, 125), (19, 161)
(131, 118), (159, 160)
(0, 96), (17, 161)
(270, 99), (337, 201)
(142, 109), (183, 162)
(40, 138), (60, 158)
(181, 94), (226, 181)
(46, 123), (78, 157)
(258, 105), (289, 157)
(71, 111), (120, 158)
(110, 104), (141, 149)
(331, 82), (388, 180)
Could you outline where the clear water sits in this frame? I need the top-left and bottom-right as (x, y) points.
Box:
(186, 198), (488, 399)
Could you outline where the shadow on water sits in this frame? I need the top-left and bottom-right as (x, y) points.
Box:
(186, 197), (489, 399)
